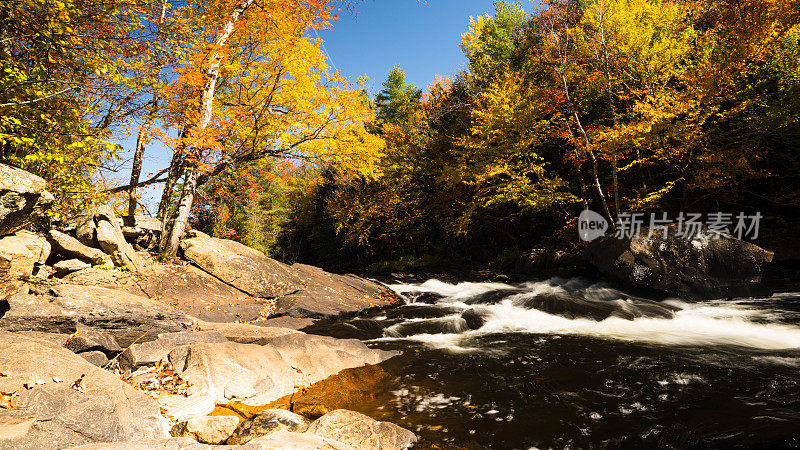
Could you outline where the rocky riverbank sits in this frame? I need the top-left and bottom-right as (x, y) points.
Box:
(0, 164), (414, 449)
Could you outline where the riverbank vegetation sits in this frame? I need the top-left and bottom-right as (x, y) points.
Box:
(272, 0), (800, 271)
(2, 0), (799, 271)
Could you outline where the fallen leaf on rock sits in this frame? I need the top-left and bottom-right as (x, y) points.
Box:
(71, 374), (86, 393)
(0, 391), (17, 409)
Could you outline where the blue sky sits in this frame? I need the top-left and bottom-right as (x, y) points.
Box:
(110, 0), (519, 212)
(319, 0), (502, 94)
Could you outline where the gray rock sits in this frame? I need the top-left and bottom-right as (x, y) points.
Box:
(79, 350), (109, 367)
(274, 263), (399, 319)
(306, 409), (417, 450)
(0, 284), (194, 347)
(167, 335), (397, 406)
(267, 333), (398, 386)
(170, 415), (240, 445)
(0, 234), (35, 287)
(239, 431), (354, 450)
(65, 329), (122, 355)
(95, 206), (140, 271)
(13, 230), (50, 264)
(48, 230), (107, 265)
(193, 321), (301, 345)
(119, 331), (228, 372)
(226, 409), (310, 445)
(167, 341), (297, 406)
(180, 231), (304, 298)
(75, 215), (98, 248)
(582, 225), (775, 300)
(68, 437), (212, 449)
(0, 331), (170, 449)
(120, 215), (162, 251)
(179, 232), (399, 319)
(54, 258), (91, 277)
(0, 163), (53, 236)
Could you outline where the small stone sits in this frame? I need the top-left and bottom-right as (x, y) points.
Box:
(170, 415), (240, 445)
(80, 350), (109, 367)
(65, 329), (123, 355)
(54, 258), (91, 277)
(226, 409), (310, 445)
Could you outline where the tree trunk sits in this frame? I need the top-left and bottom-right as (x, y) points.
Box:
(162, 168), (197, 258)
(128, 121), (149, 218)
(127, 0), (166, 219)
(159, 0), (256, 259)
(594, 0), (621, 221)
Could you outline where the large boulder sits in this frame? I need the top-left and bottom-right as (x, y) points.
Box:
(0, 332), (170, 449)
(239, 431), (353, 450)
(95, 206), (141, 271)
(306, 410), (417, 450)
(48, 230), (107, 265)
(179, 232), (400, 319)
(0, 284), (194, 347)
(275, 264), (400, 319)
(119, 331), (229, 372)
(12, 230), (50, 265)
(120, 215), (162, 251)
(0, 234), (36, 293)
(226, 409), (310, 445)
(0, 164), (53, 236)
(54, 259), (91, 277)
(180, 231), (304, 298)
(267, 333), (397, 386)
(167, 335), (397, 406)
(166, 341), (298, 406)
(582, 225), (775, 300)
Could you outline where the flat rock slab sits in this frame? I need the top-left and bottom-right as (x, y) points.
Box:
(167, 335), (397, 406)
(180, 232), (304, 299)
(68, 438), (212, 449)
(0, 332), (170, 449)
(275, 264), (400, 319)
(0, 284), (194, 347)
(193, 321), (301, 345)
(180, 233), (400, 319)
(307, 409), (417, 450)
(239, 431), (354, 450)
(267, 334), (398, 386)
(63, 264), (271, 324)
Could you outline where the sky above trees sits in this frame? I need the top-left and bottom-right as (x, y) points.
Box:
(319, 0), (515, 93)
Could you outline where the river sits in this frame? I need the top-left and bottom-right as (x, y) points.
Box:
(305, 277), (800, 448)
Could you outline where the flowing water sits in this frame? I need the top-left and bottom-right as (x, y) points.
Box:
(305, 278), (800, 449)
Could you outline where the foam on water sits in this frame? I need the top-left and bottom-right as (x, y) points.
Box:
(384, 279), (800, 351)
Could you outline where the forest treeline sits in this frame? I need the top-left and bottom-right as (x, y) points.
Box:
(2, 0), (799, 270)
(244, 0), (800, 271)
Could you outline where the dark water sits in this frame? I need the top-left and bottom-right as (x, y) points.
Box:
(305, 278), (800, 449)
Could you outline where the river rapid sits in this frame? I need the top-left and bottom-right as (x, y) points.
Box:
(305, 278), (800, 449)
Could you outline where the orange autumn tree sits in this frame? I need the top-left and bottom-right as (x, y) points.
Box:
(157, 0), (381, 258)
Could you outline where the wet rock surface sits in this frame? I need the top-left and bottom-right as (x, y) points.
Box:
(583, 225), (775, 300)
